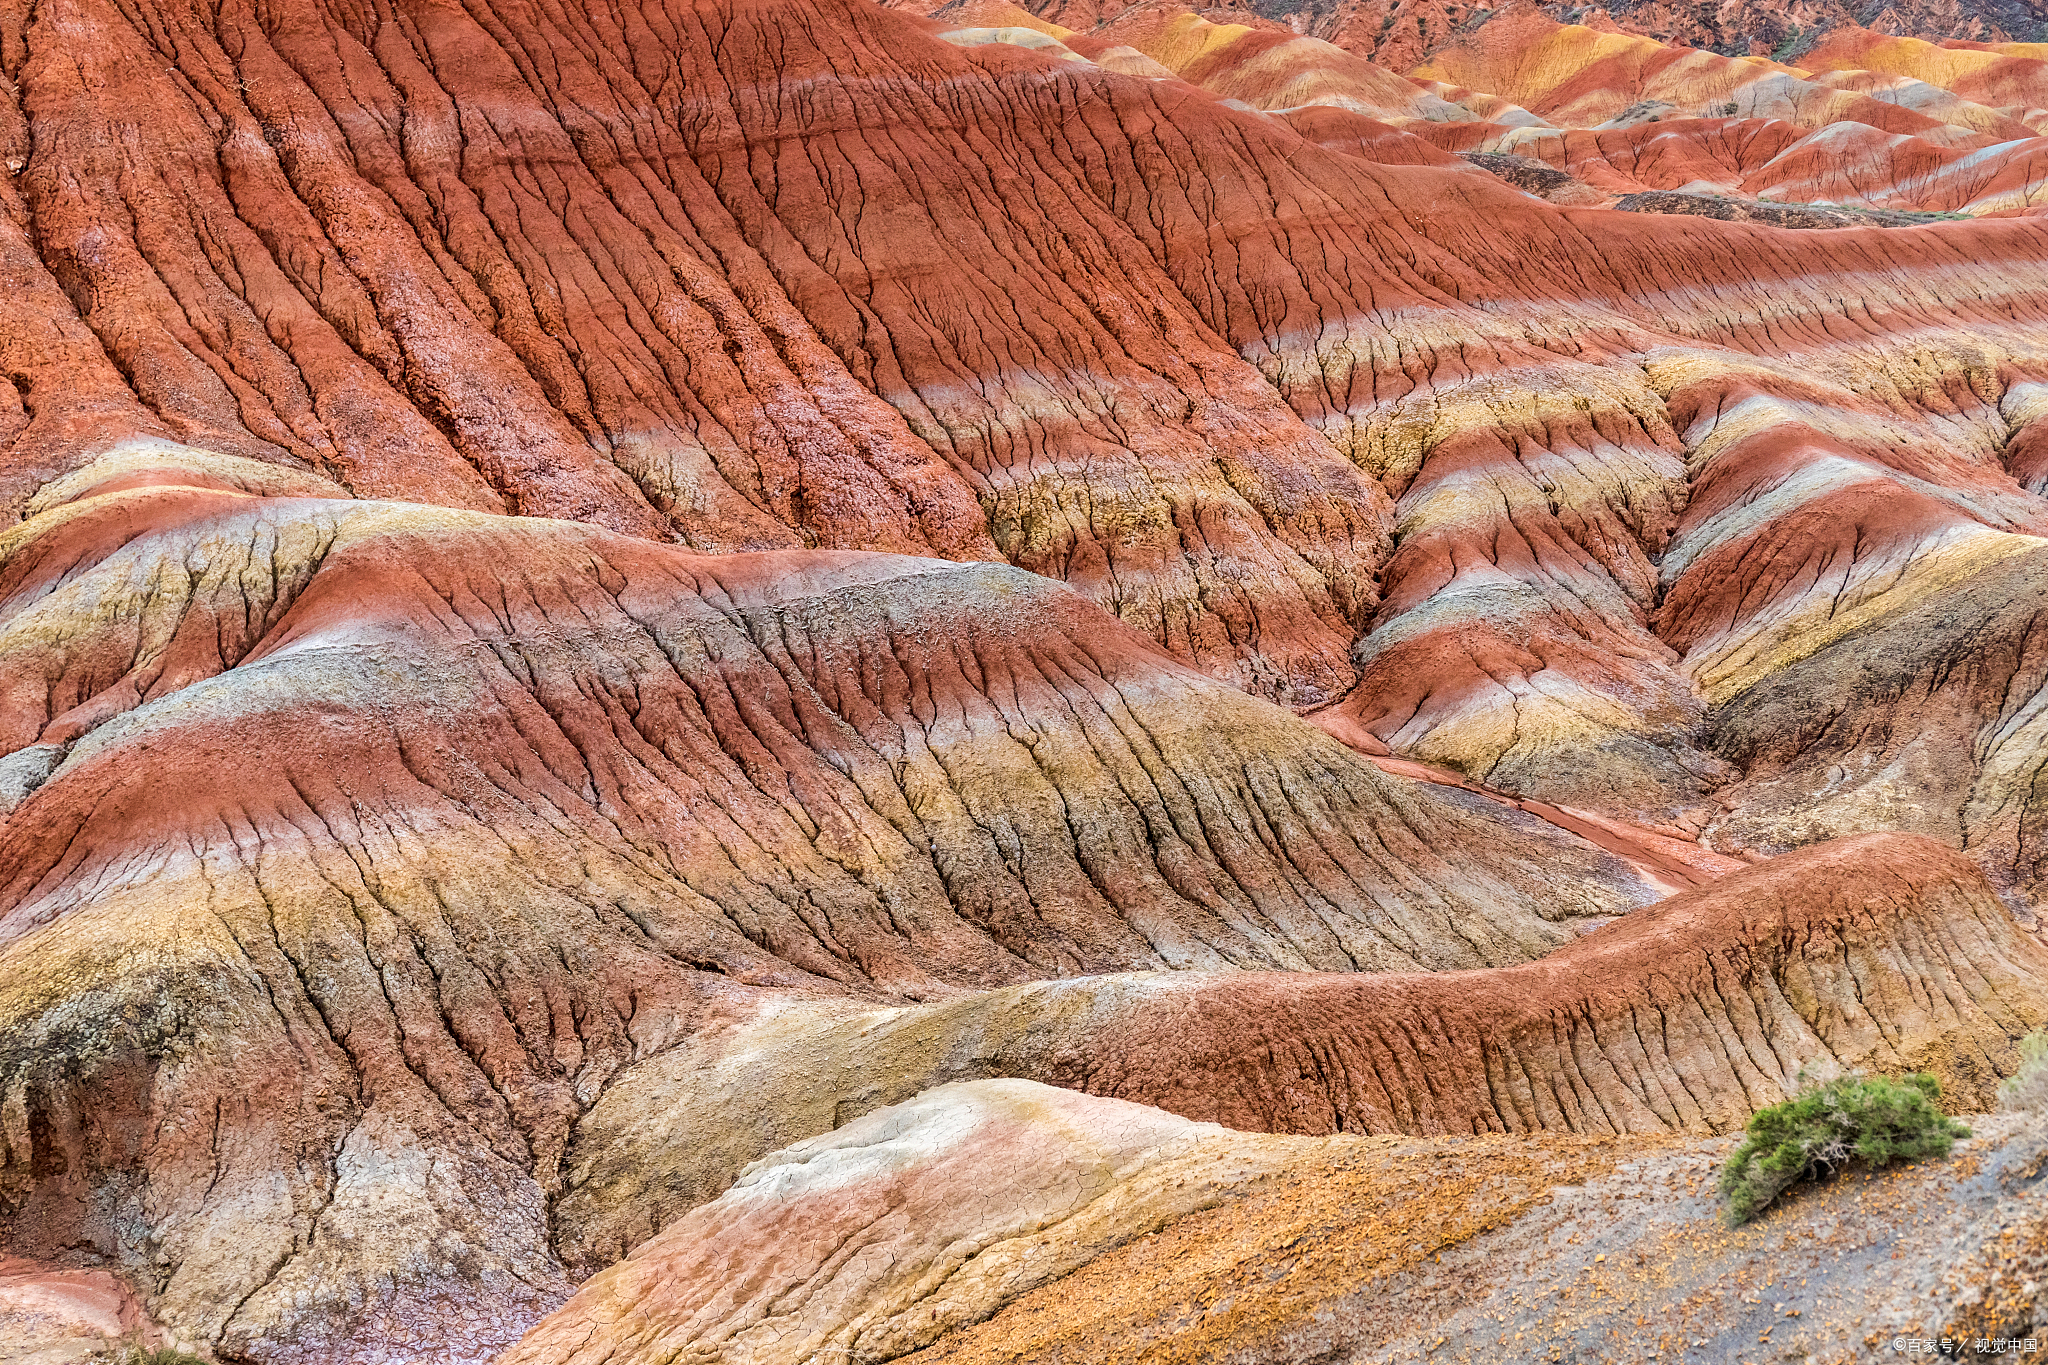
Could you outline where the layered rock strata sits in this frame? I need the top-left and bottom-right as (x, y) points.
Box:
(1, 0), (2048, 1360)
(549, 831), (2048, 1278)
(0, 452), (1655, 1363)
(505, 1080), (1352, 1365)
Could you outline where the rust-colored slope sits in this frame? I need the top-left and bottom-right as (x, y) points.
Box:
(3, 2), (2048, 1361)
(1077, 8), (1470, 119)
(1638, 347), (2048, 898)
(1804, 28), (2048, 130)
(0, 454), (1663, 1363)
(520, 832), (2048, 1365)
(1277, 104), (1470, 165)
(996, 2), (2048, 214)
(911, 0), (2048, 73)
(847, 6), (2048, 846)
(546, 830), (2043, 1282)
(1412, 11), (2002, 136)
(3, 0), (1406, 705)
(6, 0), (2048, 830)
(1454, 116), (2048, 215)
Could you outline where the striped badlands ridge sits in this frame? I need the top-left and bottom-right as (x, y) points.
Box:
(1396, 14), (2048, 214)
(0, 0), (2047, 1359)
(0, 0), (2043, 826)
(546, 831), (2048, 1282)
(510, 833), (2048, 1365)
(1801, 28), (2048, 129)
(1059, 7), (2048, 214)
(1411, 14), (2030, 137)
(0, 453), (1659, 1362)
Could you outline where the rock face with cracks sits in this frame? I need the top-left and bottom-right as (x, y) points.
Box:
(504, 1080), (1335, 1365)
(1, 0), (2048, 1361)
(0, 453), (1657, 1363)
(541, 831), (2048, 1281)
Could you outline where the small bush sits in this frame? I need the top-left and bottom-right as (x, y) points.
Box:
(1999, 1030), (2048, 1113)
(120, 1346), (210, 1365)
(1717, 1072), (1970, 1225)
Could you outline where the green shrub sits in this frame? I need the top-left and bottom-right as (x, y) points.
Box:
(1999, 1030), (2048, 1113)
(1717, 1072), (1970, 1225)
(120, 1346), (210, 1365)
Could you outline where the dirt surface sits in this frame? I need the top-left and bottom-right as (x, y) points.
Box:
(902, 1115), (2048, 1365)
(0, 1256), (178, 1365)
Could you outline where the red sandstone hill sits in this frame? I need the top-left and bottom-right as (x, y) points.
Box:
(1, 0), (2047, 1360)
(983, 0), (2048, 68)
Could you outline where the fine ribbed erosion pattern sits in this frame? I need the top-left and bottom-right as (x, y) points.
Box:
(1, 0), (2048, 1359)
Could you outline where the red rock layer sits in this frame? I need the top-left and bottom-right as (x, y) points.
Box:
(1, 0), (2045, 844)
(545, 831), (2048, 1282)
(1057, 834), (2044, 1131)
(0, 457), (1661, 1363)
(1, 0), (1402, 705)
(878, 7), (2048, 840)
(1073, 7), (1469, 119)
(1804, 28), (2048, 128)
(995, 0), (2048, 71)
(1, 2), (2048, 1359)
(1408, 115), (2048, 216)
(1411, 11), (2008, 135)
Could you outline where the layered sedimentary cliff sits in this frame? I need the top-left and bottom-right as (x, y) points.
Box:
(0, 0), (2045, 1360)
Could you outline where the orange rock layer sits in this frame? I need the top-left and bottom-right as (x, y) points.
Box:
(0, 0), (2045, 1360)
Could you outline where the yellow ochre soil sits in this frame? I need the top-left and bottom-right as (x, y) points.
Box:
(907, 1117), (2048, 1365)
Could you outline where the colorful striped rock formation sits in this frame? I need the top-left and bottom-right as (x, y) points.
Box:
(0, 0), (2045, 1360)
(543, 831), (2048, 1283)
(1402, 11), (2048, 212)
(0, 449), (1664, 1362)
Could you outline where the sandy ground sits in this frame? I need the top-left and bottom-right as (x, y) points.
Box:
(908, 1115), (2048, 1365)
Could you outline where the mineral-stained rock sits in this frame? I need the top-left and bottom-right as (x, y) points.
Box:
(3, 0), (2047, 817)
(1022, 0), (2048, 70)
(503, 1080), (1349, 1365)
(1801, 27), (2048, 130)
(3, 0), (2048, 1360)
(0, 1255), (179, 1365)
(547, 830), (2048, 1279)
(1409, 11), (2009, 134)
(1417, 116), (2048, 216)
(1460, 149), (1610, 202)
(1642, 347), (2048, 903)
(507, 825), (2048, 1364)
(1702, 546), (2048, 904)
(0, 453), (1659, 1363)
